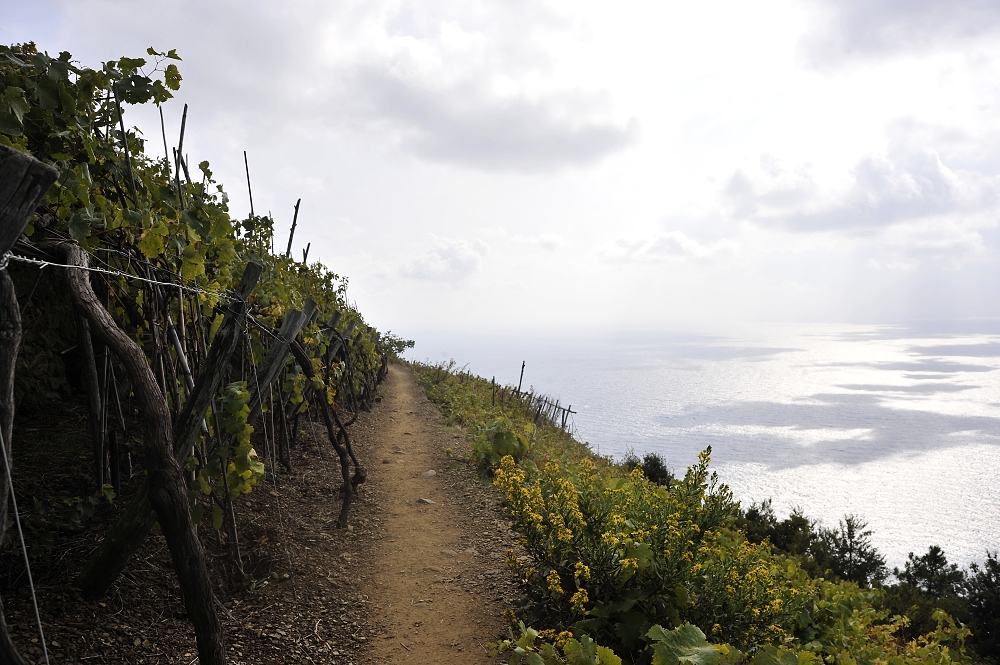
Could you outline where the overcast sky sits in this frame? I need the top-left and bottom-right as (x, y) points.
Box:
(6, 0), (1000, 337)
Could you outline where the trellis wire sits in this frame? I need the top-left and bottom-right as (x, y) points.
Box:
(6, 253), (235, 302)
(0, 426), (50, 665)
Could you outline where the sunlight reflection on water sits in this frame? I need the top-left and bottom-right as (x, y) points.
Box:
(406, 323), (1000, 569)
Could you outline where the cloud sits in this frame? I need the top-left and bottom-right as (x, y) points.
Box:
(321, 2), (637, 171)
(38, 0), (637, 173)
(344, 65), (638, 172)
(400, 236), (488, 281)
(802, 0), (1000, 62)
(726, 147), (1000, 233)
(604, 231), (738, 263)
(512, 233), (565, 250)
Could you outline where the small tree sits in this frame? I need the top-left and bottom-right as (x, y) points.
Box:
(964, 551), (1000, 662)
(640, 451), (672, 488)
(881, 546), (969, 645)
(895, 545), (965, 597)
(813, 515), (888, 587)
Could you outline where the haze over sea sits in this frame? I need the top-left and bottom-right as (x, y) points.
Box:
(406, 322), (1000, 572)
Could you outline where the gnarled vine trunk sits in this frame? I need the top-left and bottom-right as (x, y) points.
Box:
(75, 261), (261, 601)
(42, 241), (226, 665)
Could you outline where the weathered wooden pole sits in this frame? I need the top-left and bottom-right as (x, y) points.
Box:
(76, 308), (105, 489)
(0, 144), (58, 665)
(246, 307), (310, 425)
(284, 198), (300, 258)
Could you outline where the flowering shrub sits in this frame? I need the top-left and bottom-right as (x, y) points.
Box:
(496, 450), (804, 657)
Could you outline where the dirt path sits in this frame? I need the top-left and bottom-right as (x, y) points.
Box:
(1, 364), (517, 665)
(362, 364), (517, 664)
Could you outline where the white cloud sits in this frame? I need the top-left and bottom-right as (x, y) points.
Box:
(309, 1), (637, 171)
(400, 236), (488, 281)
(338, 55), (637, 172)
(603, 231), (738, 263)
(512, 233), (565, 250)
(725, 147), (1000, 233)
(802, 0), (1000, 63)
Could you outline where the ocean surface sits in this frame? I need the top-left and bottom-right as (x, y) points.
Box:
(404, 322), (1000, 572)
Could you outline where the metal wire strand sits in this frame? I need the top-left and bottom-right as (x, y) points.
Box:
(5, 253), (234, 302)
(0, 426), (50, 665)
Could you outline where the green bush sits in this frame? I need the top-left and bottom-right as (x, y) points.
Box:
(496, 451), (804, 657)
(472, 415), (533, 473)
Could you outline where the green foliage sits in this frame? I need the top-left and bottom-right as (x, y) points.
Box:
(645, 624), (739, 665)
(739, 502), (889, 587)
(963, 552), (1000, 661)
(412, 361), (596, 471)
(379, 331), (414, 359)
(896, 546), (965, 597)
(491, 621), (622, 665)
(812, 515), (888, 587)
(496, 452), (802, 656)
(472, 415), (533, 473)
(414, 361), (976, 665)
(622, 449), (672, 488)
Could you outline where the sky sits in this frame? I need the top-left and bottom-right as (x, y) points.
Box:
(6, 0), (1000, 338)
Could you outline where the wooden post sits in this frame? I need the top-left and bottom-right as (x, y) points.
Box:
(517, 360), (525, 396)
(285, 198), (300, 258)
(247, 307), (310, 425)
(0, 144), (57, 665)
(342, 320), (357, 343)
(0, 145), (58, 250)
(76, 308), (105, 489)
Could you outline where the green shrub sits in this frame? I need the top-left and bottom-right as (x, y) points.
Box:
(496, 450), (804, 657)
(472, 415), (533, 473)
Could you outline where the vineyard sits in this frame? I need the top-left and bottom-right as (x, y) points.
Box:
(0, 42), (412, 664)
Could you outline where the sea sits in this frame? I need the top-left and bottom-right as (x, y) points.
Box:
(404, 322), (1000, 572)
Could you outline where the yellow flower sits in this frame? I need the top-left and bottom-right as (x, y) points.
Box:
(570, 588), (589, 613)
(555, 631), (574, 648)
(546, 569), (564, 595)
(505, 550), (522, 571)
(574, 562), (591, 579)
(621, 558), (639, 571)
(539, 629), (558, 642)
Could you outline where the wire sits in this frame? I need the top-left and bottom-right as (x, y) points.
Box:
(5, 253), (234, 302)
(0, 426), (50, 665)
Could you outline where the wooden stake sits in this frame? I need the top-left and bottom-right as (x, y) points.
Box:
(285, 198), (301, 258)
(244, 150), (254, 217)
